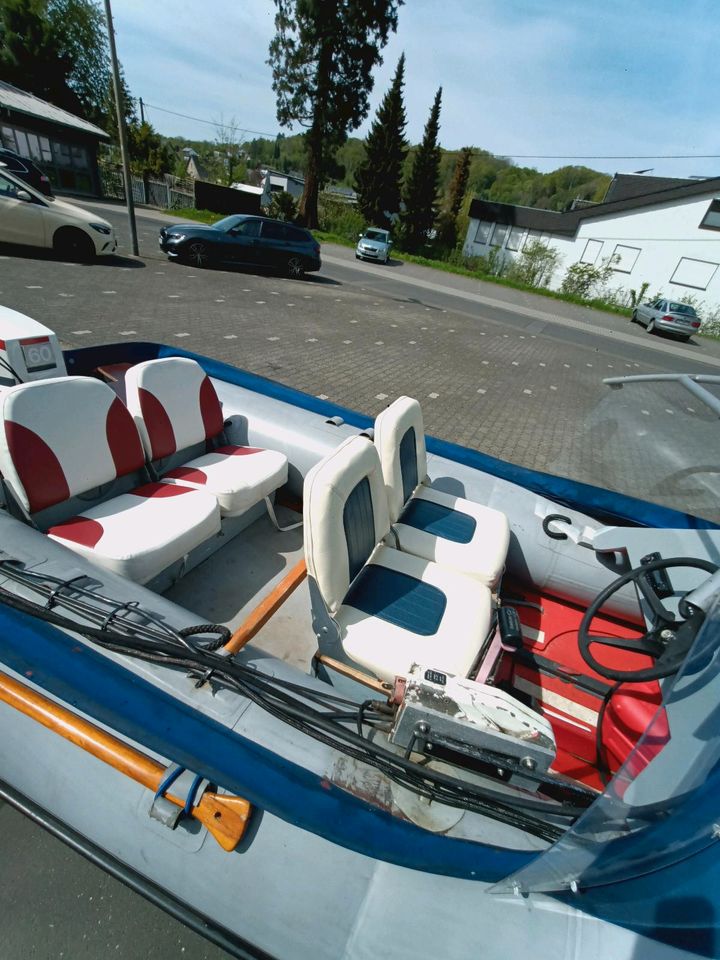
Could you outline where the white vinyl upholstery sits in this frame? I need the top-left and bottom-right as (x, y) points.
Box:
(304, 436), (493, 683)
(161, 447), (288, 517)
(337, 546), (492, 683)
(124, 358), (288, 517)
(0, 376), (146, 512)
(394, 485), (510, 587)
(374, 396), (427, 522)
(374, 396), (509, 586)
(304, 435), (389, 614)
(0, 376), (222, 583)
(47, 482), (220, 584)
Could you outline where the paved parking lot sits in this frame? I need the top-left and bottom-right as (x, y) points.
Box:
(1, 200), (718, 486)
(1, 201), (719, 958)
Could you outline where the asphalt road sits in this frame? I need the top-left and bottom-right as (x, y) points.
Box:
(1, 200), (719, 959)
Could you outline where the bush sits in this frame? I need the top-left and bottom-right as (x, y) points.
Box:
(317, 198), (366, 242)
(560, 254), (617, 299)
(267, 190), (297, 222)
(507, 240), (562, 287)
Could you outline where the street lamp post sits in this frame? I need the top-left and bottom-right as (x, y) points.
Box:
(103, 0), (139, 257)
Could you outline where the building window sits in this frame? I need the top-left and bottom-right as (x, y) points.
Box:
(523, 230), (543, 249)
(699, 199), (720, 232)
(491, 223), (509, 248)
(580, 239), (603, 264)
(611, 244), (641, 274)
(506, 225), (525, 251)
(670, 257), (719, 291)
(474, 220), (493, 244)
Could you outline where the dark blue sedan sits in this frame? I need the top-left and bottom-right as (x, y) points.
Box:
(159, 214), (321, 278)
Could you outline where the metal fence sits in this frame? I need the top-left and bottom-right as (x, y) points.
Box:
(98, 167), (194, 210)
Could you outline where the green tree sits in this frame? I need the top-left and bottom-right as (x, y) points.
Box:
(354, 52), (407, 228)
(435, 145), (472, 251)
(127, 121), (174, 180)
(0, 0), (113, 128)
(267, 0), (402, 228)
(400, 87), (442, 252)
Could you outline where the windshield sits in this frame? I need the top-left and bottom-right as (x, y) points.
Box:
(211, 215), (243, 231)
(669, 302), (697, 316)
(550, 376), (720, 524)
(364, 230), (388, 241)
(493, 597), (720, 894)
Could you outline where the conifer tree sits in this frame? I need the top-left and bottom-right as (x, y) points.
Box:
(401, 87), (442, 252)
(355, 53), (408, 228)
(436, 146), (472, 250)
(268, 0), (402, 228)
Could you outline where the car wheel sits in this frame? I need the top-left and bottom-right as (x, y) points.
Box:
(287, 256), (306, 279)
(184, 240), (210, 268)
(646, 318), (655, 334)
(53, 227), (95, 262)
(631, 310), (637, 323)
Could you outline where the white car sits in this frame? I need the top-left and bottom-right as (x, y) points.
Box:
(356, 227), (392, 264)
(0, 168), (116, 260)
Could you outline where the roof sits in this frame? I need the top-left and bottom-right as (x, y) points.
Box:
(0, 81), (109, 139)
(604, 173), (697, 203)
(469, 175), (720, 238)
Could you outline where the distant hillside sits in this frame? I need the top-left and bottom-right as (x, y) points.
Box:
(166, 132), (611, 212)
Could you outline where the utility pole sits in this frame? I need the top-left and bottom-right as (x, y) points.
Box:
(103, 0), (138, 256)
(139, 97), (145, 124)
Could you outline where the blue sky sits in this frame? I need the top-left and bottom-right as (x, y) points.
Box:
(112, 0), (719, 178)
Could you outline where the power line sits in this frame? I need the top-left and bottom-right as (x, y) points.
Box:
(142, 102), (278, 139)
(140, 102), (720, 162)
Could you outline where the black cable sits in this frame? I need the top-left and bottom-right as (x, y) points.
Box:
(0, 355), (23, 383)
(595, 680), (623, 787)
(0, 570), (589, 838)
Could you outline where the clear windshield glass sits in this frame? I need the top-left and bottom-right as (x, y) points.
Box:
(211, 215), (242, 231)
(492, 598), (720, 893)
(550, 377), (720, 523)
(669, 302), (697, 316)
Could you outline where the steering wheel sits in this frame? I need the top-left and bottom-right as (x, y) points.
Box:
(579, 557), (718, 682)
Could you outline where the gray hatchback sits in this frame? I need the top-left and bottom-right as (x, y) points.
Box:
(632, 298), (701, 341)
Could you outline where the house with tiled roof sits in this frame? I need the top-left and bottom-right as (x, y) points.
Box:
(464, 174), (720, 307)
(0, 81), (109, 196)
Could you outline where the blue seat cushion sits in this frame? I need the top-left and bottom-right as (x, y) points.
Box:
(399, 498), (476, 544)
(343, 564), (446, 636)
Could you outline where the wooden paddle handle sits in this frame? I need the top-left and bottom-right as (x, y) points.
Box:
(0, 669), (250, 851)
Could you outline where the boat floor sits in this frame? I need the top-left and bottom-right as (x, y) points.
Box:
(163, 505), (317, 671)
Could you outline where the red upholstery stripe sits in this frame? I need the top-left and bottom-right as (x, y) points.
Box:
(106, 397), (145, 478)
(5, 421), (70, 513)
(138, 388), (176, 460)
(48, 516), (104, 548)
(199, 376), (224, 440)
(214, 445), (263, 456)
(163, 466), (208, 484)
(130, 482), (194, 498)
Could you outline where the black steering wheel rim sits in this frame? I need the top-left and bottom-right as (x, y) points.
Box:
(579, 557), (718, 683)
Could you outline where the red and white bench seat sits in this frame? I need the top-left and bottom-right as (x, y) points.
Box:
(0, 376), (220, 583)
(124, 358), (288, 517)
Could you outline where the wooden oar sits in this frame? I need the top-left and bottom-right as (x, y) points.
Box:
(224, 558), (307, 655)
(0, 669), (250, 851)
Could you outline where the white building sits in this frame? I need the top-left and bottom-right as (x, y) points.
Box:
(260, 168), (305, 200)
(463, 174), (720, 311)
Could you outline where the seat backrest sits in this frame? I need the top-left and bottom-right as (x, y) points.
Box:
(374, 396), (427, 524)
(0, 376), (145, 513)
(304, 436), (390, 614)
(124, 357), (224, 462)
